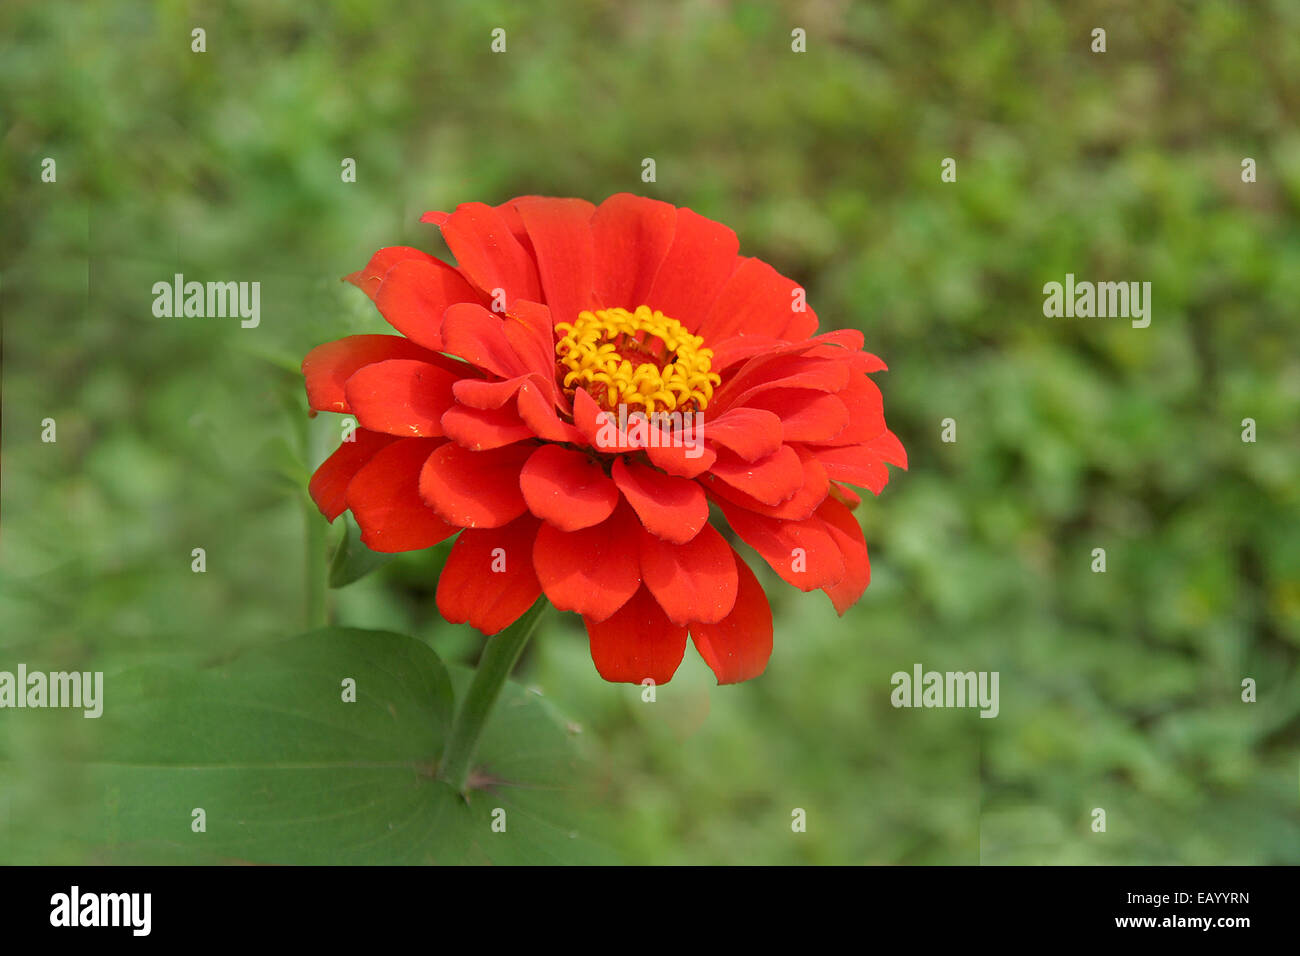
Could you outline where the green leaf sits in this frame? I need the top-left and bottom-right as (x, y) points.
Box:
(65, 628), (616, 864)
(327, 513), (395, 588)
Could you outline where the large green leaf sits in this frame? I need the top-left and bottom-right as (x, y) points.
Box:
(63, 628), (614, 864)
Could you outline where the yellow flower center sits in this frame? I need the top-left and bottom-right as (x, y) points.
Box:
(554, 306), (721, 415)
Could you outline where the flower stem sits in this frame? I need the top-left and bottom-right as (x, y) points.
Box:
(302, 412), (333, 631)
(303, 494), (328, 630)
(437, 598), (549, 795)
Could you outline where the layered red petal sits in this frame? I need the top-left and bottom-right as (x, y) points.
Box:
(583, 585), (688, 685)
(302, 335), (440, 413)
(439, 402), (535, 450)
(703, 407), (784, 462)
(372, 257), (480, 351)
(691, 552), (773, 684)
(533, 503), (641, 620)
(344, 246), (437, 301)
(346, 438), (460, 552)
(708, 444), (805, 505)
(638, 522), (738, 626)
(418, 440), (533, 528)
(439, 302), (533, 380)
(516, 198), (598, 325)
(815, 497), (871, 615)
(519, 444), (619, 531)
(590, 193), (677, 308)
(344, 358), (459, 437)
(435, 515), (543, 634)
(308, 429), (398, 521)
(717, 498), (845, 592)
(645, 207), (740, 332)
(698, 257), (817, 342)
(437, 201), (543, 304)
(611, 457), (708, 544)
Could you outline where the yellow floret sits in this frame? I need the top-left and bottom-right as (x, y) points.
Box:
(554, 306), (721, 414)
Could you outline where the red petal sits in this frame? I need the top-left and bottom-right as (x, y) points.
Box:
(572, 391), (715, 474)
(452, 376), (525, 410)
(782, 306), (818, 341)
(698, 257), (817, 342)
(516, 198), (598, 324)
(501, 300), (559, 389)
(818, 451), (889, 494)
(709, 330), (858, 381)
(645, 207), (740, 331)
(708, 444), (804, 505)
(533, 503), (641, 620)
(703, 407), (783, 461)
(590, 193), (677, 308)
(709, 334), (789, 370)
(302, 335), (439, 413)
(345, 247), (437, 300)
(488, 197), (540, 254)
(308, 429), (398, 521)
(440, 402), (535, 450)
(418, 441), (533, 528)
(571, 389), (640, 454)
(813, 375), (886, 446)
(346, 438), (459, 552)
(493, 196), (546, 253)
(816, 498), (870, 615)
(436, 201), (543, 303)
(638, 522), (738, 625)
(611, 457), (707, 543)
(712, 354), (850, 412)
(583, 585), (688, 685)
(805, 328), (865, 353)
(585, 400), (717, 478)
(440, 302), (532, 380)
(519, 444), (619, 531)
(829, 481), (862, 508)
(343, 359), (459, 438)
(706, 446), (829, 521)
(746, 389), (849, 443)
(516, 380), (586, 444)
(691, 553), (773, 684)
(372, 257), (480, 352)
(716, 499), (845, 592)
(864, 428), (908, 468)
(644, 430), (717, 479)
(435, 515), (543, 634)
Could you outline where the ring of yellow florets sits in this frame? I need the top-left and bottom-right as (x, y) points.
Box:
(554, 306), (721, 415)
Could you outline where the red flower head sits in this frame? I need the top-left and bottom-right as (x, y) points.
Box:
(303, 194), (906, 685)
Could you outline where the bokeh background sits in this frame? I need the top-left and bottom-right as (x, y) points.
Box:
(2, 0), (1298, 864)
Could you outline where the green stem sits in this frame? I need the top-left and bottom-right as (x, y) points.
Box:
(303, 494), (328, 630)
(302, 412), (332, 631)
(438, 598), (549, 795)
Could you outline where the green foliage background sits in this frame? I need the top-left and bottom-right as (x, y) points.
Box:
(2, 0), (1298, 864)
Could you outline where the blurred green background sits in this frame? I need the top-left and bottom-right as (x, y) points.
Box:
(2, 0), (1298, 864)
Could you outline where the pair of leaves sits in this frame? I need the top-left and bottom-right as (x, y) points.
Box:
(71, 628), (613, 864)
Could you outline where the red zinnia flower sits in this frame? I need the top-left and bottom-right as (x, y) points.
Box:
(303, 194), (906, 685)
